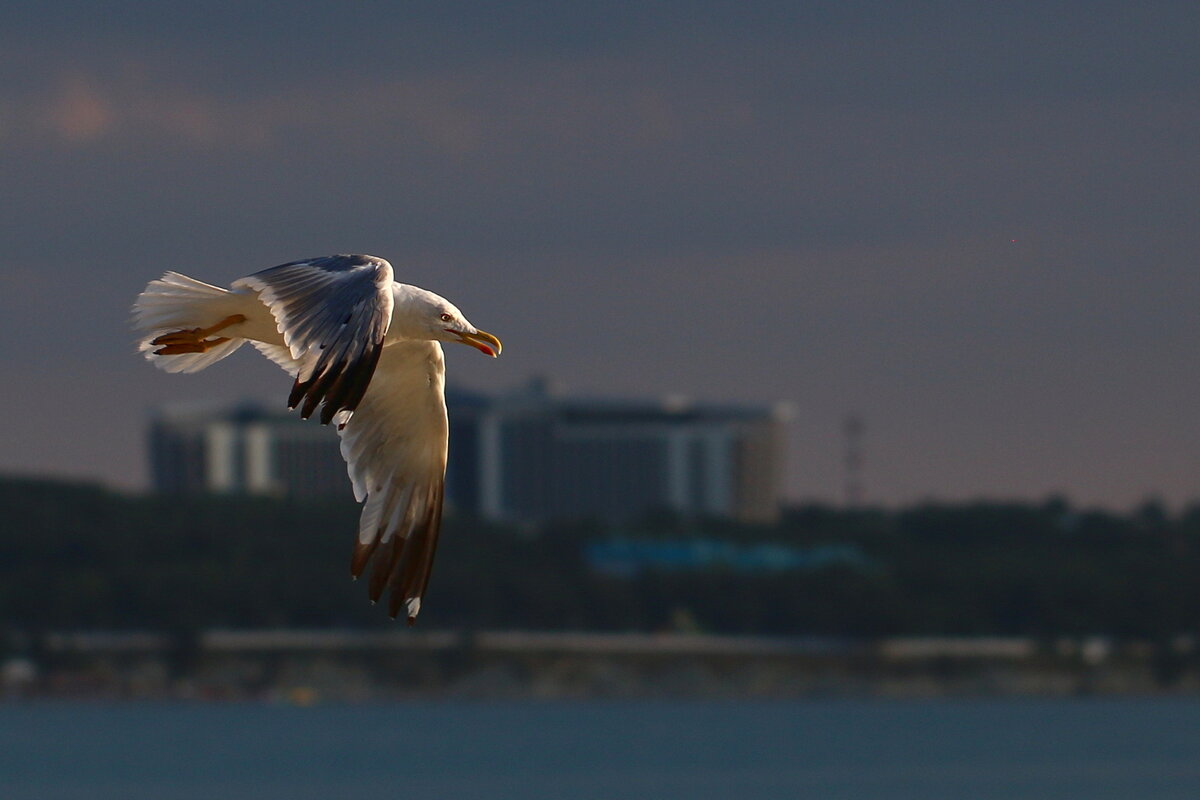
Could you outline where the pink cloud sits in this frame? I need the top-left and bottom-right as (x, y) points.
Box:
(46, 76), (115, 142)
(17, 55), (759, 158)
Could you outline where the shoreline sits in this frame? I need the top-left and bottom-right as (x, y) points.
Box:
(7, 629), (1200, 701)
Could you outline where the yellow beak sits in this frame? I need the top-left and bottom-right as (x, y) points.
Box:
(454, 329), (502, 357)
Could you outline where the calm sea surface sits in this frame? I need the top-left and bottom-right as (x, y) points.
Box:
(3, 698), (1200, 799)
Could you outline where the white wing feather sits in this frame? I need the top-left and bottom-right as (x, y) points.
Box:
(248, 341), (300, 376)
(338, 339), (448, 623)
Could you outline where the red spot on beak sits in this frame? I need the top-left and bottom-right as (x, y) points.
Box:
(447, 328), (498, 357)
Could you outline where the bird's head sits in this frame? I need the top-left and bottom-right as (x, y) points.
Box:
(402, 287), (502, 357)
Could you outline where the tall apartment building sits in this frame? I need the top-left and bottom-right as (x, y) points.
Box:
(149, 382), (789, 523)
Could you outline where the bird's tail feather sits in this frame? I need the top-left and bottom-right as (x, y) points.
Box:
(133, 272), (247, 373)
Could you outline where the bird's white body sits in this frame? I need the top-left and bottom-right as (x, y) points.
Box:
(132, 255), (500, 623)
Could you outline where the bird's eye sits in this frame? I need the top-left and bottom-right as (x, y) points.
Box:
(439, 313), (452, 322)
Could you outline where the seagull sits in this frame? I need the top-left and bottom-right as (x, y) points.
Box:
(132, 254), (502, 624)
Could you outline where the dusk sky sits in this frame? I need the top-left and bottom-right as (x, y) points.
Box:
(2, 2), (1197, 508)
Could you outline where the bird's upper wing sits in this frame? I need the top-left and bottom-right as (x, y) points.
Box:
(336, 339), (448, 623)
(232, 254), (394, 426)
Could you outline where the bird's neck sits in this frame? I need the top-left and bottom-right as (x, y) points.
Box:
(387, 283), (439, 342)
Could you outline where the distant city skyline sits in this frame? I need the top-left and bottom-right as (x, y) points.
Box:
(1, 2), (1198, 509)
(146, 383), (786, 523)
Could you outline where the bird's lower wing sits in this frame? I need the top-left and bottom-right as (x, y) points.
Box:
(233, 255), (394, 426)
(336, 340), (449, 623)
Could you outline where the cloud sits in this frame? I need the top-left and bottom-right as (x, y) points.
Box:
(16, 51), (755, 159)
(23, 72), (259, 148)
(44, 75), (116, 142)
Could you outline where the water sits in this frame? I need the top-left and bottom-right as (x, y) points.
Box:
(3, 698), (1200, 799)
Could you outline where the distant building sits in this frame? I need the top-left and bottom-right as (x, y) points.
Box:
(148, 401), (345, 498)
(447, 380), (788, 524)
(149, 381), (789, 523)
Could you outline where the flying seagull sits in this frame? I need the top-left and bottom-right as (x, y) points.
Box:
(132, 254), (502, 624)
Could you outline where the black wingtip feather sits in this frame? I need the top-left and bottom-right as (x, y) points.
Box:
(340, 345), (384, 414)
(384, 485), (444, 624)
(300, 362), (344, 420)
(287, 377), (311, 411)
(369, 535), (402, 604)
(319, 345), (368, 423)
(319, 365), (358, 424)
(289, 343), (383, 426)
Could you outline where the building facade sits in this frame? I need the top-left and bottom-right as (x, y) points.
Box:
(446, 382), (787, 524)
(148, 402), (346, 499)
(149, 383), (788, 523)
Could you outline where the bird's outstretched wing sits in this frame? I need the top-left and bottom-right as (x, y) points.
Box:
(233, 254), (394, 426)
(335, 339), (448, 623)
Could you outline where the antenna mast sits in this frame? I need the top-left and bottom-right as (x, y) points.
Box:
(843, 414), (864, 507)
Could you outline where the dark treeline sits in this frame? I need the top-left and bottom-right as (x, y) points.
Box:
(3, 477), (1199, 638)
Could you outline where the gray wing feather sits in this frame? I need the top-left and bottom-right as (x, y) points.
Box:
(233, 254), (394, 426)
